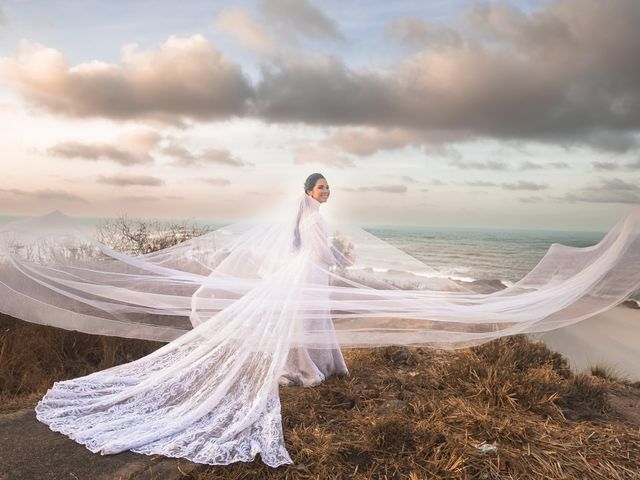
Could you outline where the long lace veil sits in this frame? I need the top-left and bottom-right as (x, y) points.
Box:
(2, 194), (640, 467)
(1, 194), (640, 350)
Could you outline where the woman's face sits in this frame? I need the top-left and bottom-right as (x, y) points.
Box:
(307, 178), (330, 203)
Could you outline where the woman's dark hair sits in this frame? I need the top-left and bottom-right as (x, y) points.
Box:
(304, 173), (325, 193)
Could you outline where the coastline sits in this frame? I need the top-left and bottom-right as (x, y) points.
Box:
(536, 304), (640, 381)
(457, 277), (640, 381)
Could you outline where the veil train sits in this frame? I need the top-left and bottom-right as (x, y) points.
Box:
(1, 194), (639, 465)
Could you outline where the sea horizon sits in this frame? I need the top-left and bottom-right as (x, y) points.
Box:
(0, 211), (614, 292)
(0, 212), (608, 235)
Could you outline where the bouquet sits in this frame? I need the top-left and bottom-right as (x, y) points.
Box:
(331, 232), (355, 268)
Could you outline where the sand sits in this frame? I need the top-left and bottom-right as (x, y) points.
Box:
(537, 304), (640, 381)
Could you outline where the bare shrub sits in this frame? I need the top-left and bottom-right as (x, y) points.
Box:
(590, 363), (621, 382)
(95, 213), (212, 255)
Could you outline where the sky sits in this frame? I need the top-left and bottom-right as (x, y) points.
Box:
(0, 0), (639, 231)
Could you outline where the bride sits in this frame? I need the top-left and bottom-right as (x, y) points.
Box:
(31, 173), (354, 467)
(278, 173), (349, 387)
(1, 172), (639, 467)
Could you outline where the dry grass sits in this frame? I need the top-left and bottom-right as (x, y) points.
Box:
(191, 341), (640, 480)
(590, 363), (622, 382)
(2, 314), (639, 479)
(0, 313), (162, 413)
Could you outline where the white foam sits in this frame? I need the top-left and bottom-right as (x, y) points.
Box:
(448, 275), (477, 283)
(372, 267), (389, 273)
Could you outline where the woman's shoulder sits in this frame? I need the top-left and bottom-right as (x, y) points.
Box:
(300, 211), (323, 224)
(300, 212), (328, 234)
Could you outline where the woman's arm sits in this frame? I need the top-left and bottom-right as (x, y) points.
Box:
(306, 214), (352, 268)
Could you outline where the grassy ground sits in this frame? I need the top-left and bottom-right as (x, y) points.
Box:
(0, 313), (163, 414)
(2, 313), (639, 479)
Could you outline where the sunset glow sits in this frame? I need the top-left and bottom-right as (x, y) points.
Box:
(1, 0), (638, 230)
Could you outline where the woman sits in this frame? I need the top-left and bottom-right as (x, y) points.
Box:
(1, 173), (640, 467)
(279, 173), (349, 387)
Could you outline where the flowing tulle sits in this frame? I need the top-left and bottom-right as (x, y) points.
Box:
(1, 195), (640, 465)
(33, 252), (316, 466)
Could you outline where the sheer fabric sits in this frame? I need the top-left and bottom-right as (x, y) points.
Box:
(279, 197), (348, 386)
(1, 194), (640, 465)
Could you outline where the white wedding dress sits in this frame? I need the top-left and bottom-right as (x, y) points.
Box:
(279, 197), (348, 387)
(1, 194), (640, 466)
(32, 194), (347, 466)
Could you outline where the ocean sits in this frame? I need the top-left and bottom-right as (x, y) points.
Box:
(0, 214), (617, 290)
(363, 224), (606, 287)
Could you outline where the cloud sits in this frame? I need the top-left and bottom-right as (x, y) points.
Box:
(466, 180), (498, 187)
(448, 158), (509, 170)
(626, 158), (640, 169)
(200, 177), (231, 186)
(48, 130), (160, 165)
(259, 0), (343, 41)
(1, 1), (639, 154)
(559, 177), (640, 204)
(161, 141), (251, 168)
(592, 161), (620, 171)
(518, 195), (544, 203)
(388, 17), (462, 49)
(320, 126), (464, 160)
(581, 131), (639, 153)
(0, 187), (86, 202)
(97, 174), (165, 186)
(293, 144), (354, 168)
(253, 0), (640, 152)
(49, 142), (150, 165)
(160, 143), (197, 166)
(592, 159), (640, 170)
(214, 8), (276, 55)
(344, 184), (407, 194)
(501, 180), (548, 190)
(397, 175), (420, 184)
(200, 148), (249, 167)
(214, 0), (342, 58)
(254, 55), (395, 126)
(518, 160), (544, 170)
(322, 127), (425, 157)
(49, 132), (250, 171)
(117, 194), (183, 202)
(0, 35), (252, 123)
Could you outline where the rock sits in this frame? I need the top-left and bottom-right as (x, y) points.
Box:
(388, 347), (410, 364)
(0, 409), (200, 480)
(465, 279), (508, 294)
